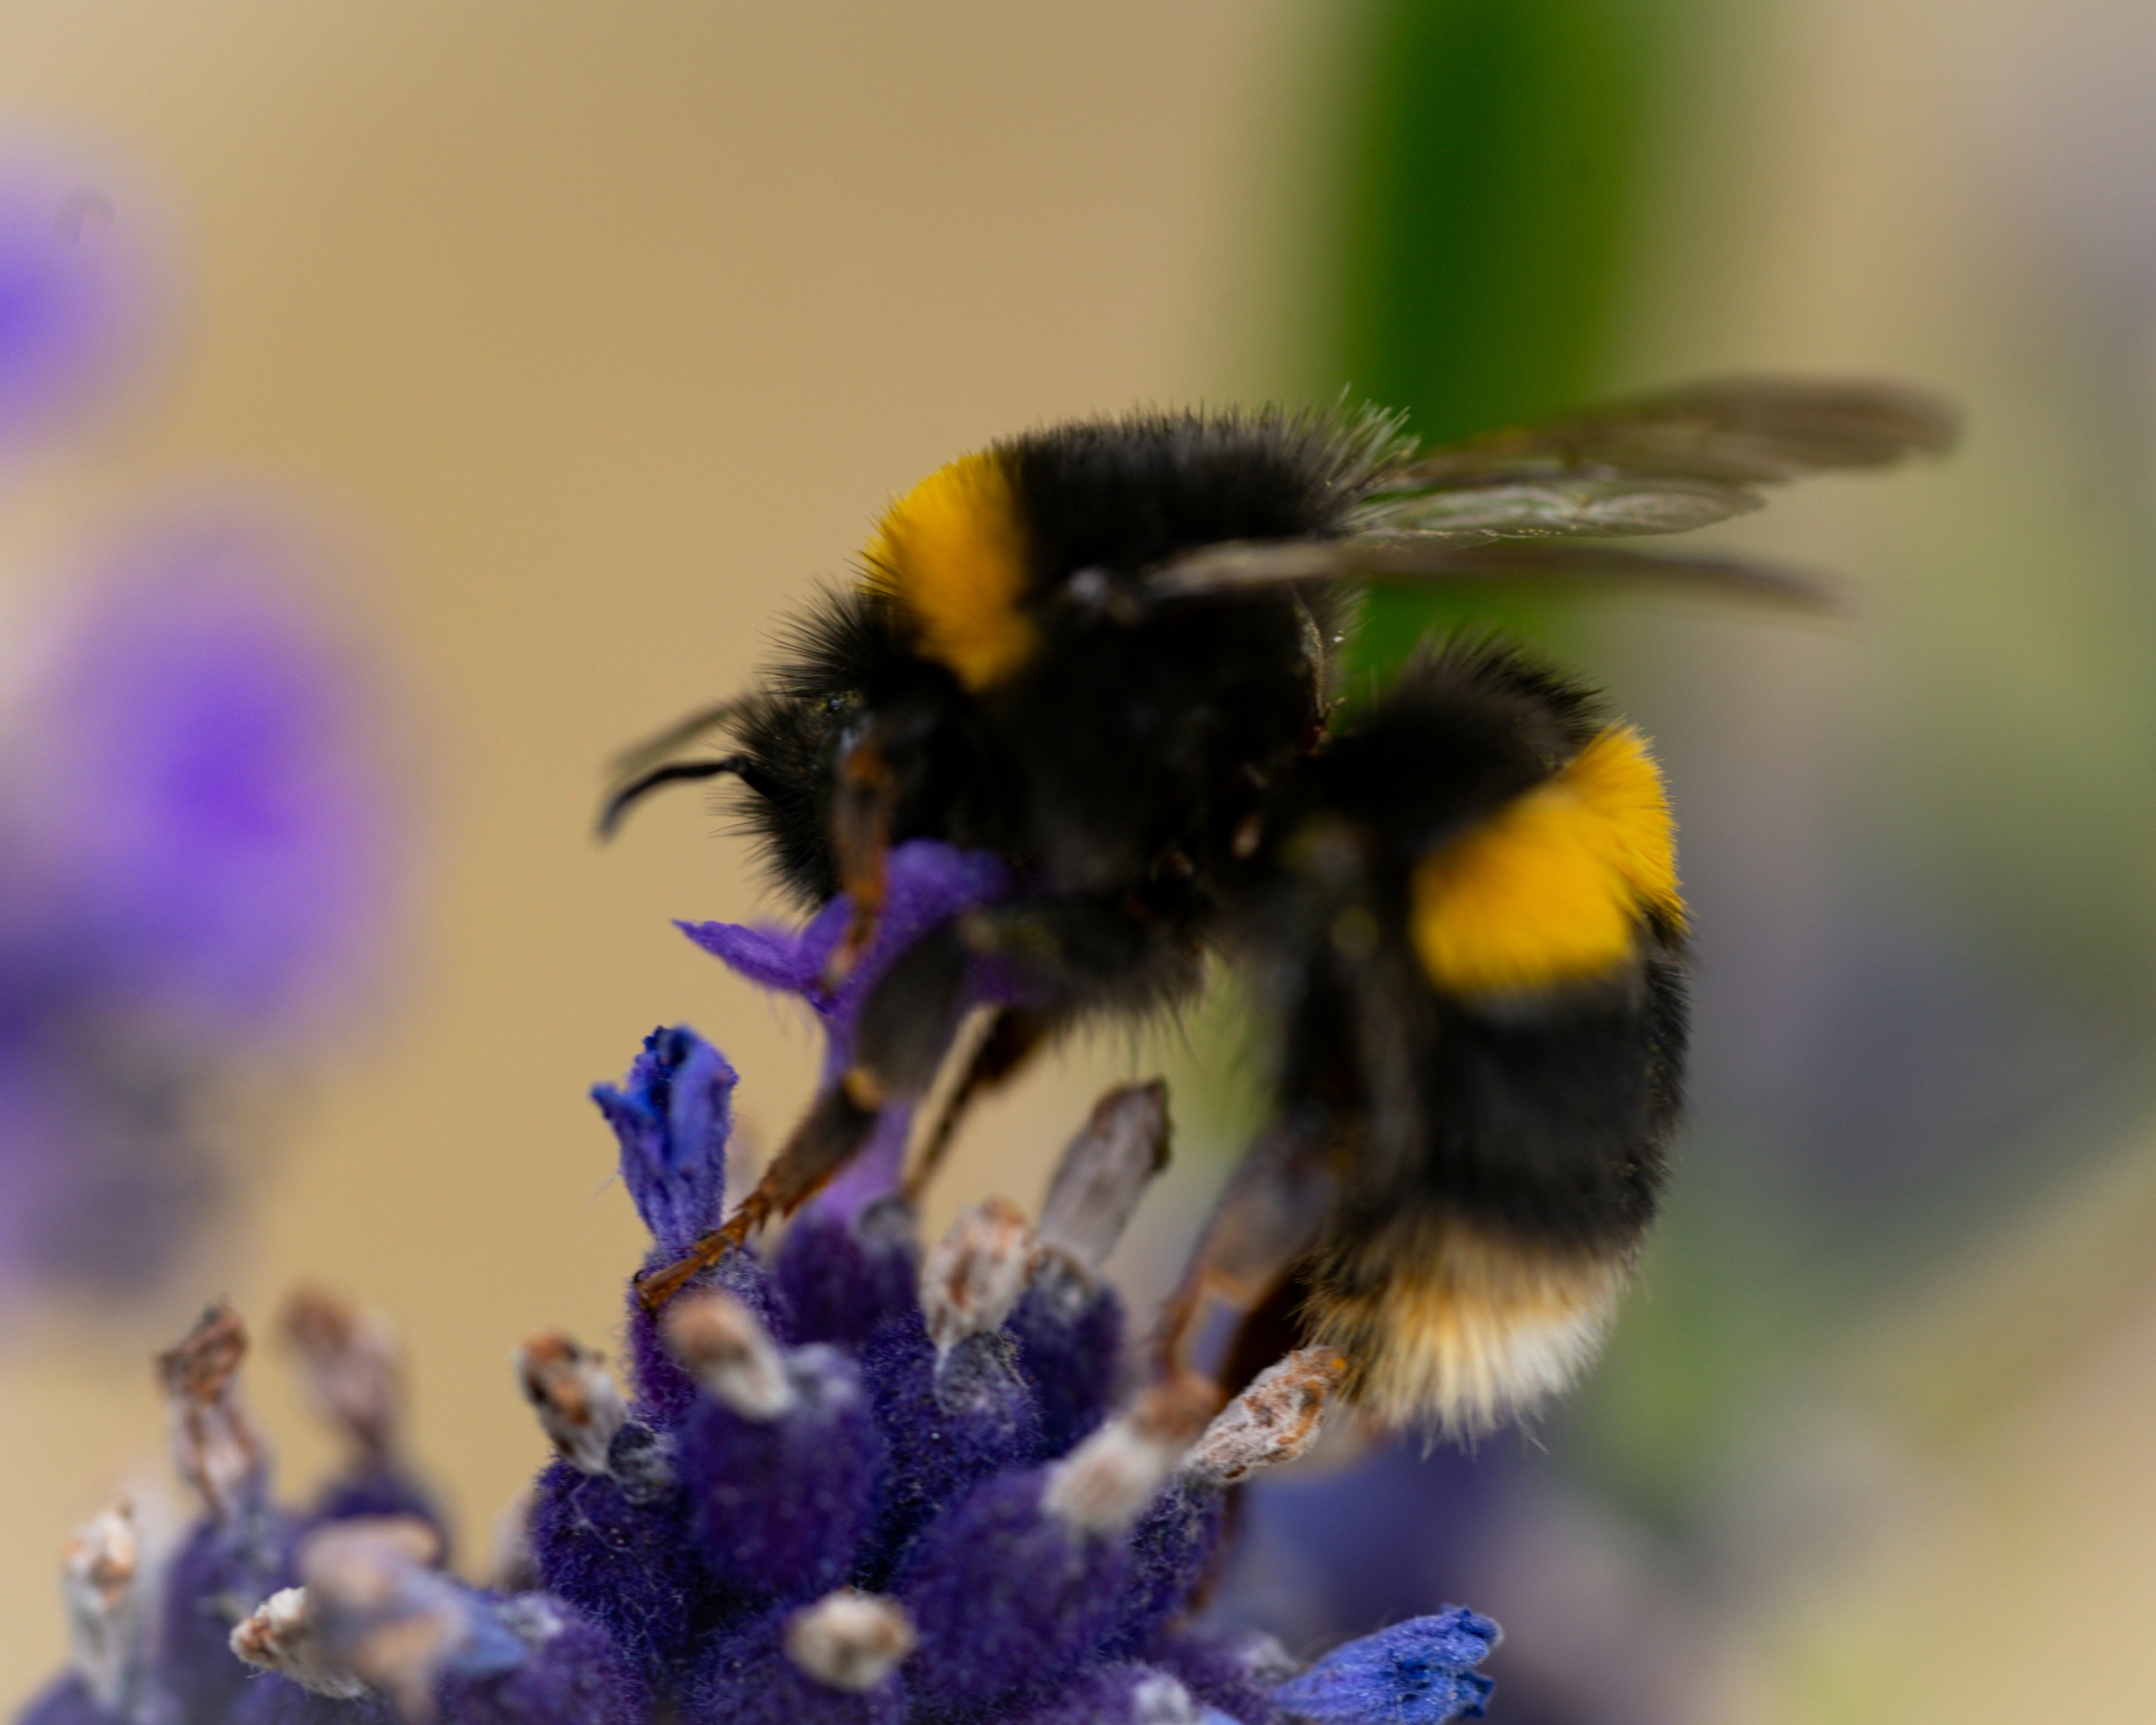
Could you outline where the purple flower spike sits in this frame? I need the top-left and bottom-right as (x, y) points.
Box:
(686, 1596), (911, 1725)
(0, 162), (148, 450)
(13, 1075), (1508, 1725)
(773, 1199), (920, 1350)
(1271, 1609), (1501, 1725)
(592, 1026), (739, 1255)
(517, 1334), (703, 1686)
(667, 1295), (884, 1600)
(898, 1469), (1129, 1712)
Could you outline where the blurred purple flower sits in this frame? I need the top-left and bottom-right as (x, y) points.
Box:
(0, 144), (402, 1317)
(0, 517), (402, 1029)
(0, 160), (146, 449)
(0, 520), (405, 1306)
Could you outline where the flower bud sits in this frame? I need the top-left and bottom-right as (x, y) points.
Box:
(592, 1026), (738, 1256)
(1035, 1082), (1170, 1277)
(671, 1296), (883, 1598)
(1043, 1376), (1214, 1535)
(1273, 1609), (1501, 1725)
(156, 1301), (271, 1520)
(1181, 1349), (1342, 1488)
(514, 1332), (626, 1475)
(58, 1502), (143, 1714)
(782, 1591), (915, 1693)
(921, 1198), (1039, 1361)
(775, 1198), (921, 1349)
(664, 1292), (794, 1419)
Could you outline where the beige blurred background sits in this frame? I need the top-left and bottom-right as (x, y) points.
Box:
(0, 4), (2153, 1722)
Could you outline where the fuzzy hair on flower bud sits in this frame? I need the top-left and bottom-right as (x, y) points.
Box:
(515, 1332), (627, 1474)
(230, 1585), (371, 1701)
(1182, 1349), (1344, 1487)
(281, 1286), (404, 1463)
(920, 1197), (1039, 1359)
(59, 1502), (141, 1713)
(1043, 1375), (1217, 1535)
(782, 1591), (915, 1693)
(663, 1291), (795, 1420)
(156, 1301), (271, 1520)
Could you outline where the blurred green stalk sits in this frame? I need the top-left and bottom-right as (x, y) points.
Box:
(1326, 0), (1675, 685)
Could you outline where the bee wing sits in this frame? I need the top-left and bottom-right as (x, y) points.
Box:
(1151, 535), (1837, 612)
(1349, 375), (1957, 538)
(1149, 376), (1952, 606)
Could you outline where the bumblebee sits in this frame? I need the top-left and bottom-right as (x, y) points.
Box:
(605, 378), (1953, 1432)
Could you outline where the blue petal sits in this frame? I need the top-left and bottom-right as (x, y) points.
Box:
(1274, 1608), (1501, 1725)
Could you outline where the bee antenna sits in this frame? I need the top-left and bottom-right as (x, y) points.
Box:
(596, 754), (775, 839)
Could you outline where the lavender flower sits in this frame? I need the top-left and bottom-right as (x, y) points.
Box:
(13, 1025), (1500, 1725)
(0, 145), (405, 1316)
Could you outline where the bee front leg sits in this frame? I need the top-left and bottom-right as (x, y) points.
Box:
(635, 922), (981, 1313)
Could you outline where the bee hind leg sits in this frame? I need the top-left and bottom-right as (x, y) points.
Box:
(1148, 1115), (1339, 1396)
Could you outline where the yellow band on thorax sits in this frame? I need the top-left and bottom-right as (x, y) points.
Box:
(863, 449), (1036, 691)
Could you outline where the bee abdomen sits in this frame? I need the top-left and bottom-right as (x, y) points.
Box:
(1303, 1216), (1639, 1436)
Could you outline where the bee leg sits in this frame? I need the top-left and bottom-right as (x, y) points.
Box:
(901, 1006), (1052, 1205)
(1149, 1116), (1337, 1389)
(636, 923), (979, 1313)
(825, 734), (900, 984)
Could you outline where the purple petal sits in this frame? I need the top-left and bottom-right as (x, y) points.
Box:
(681, 841), (1012, 1020)
(676, 916), (835, 1003)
